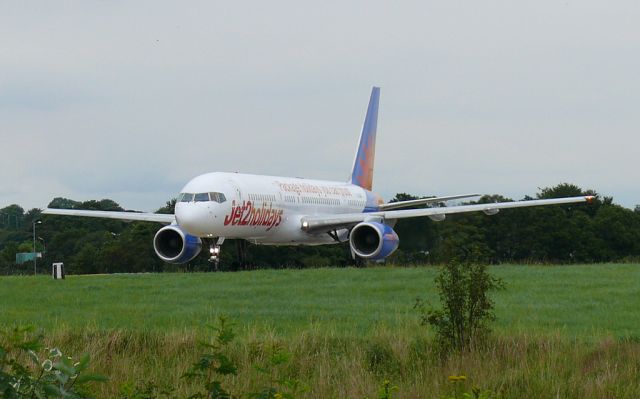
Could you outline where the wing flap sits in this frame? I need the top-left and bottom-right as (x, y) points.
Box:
(302, 196), (592, 233)
(378, 193), (480, 211)
(42, 208), (175, 224)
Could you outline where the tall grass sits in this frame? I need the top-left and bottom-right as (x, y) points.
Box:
(30, 323), (640, 398)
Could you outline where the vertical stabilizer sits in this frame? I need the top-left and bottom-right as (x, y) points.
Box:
(350, 86), (380, 191)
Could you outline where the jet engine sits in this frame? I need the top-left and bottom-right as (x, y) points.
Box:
(349, 221), (399, 260)
(153, 225), (202, 263)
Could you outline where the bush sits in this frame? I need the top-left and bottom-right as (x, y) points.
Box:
(416, 263), (504, 352)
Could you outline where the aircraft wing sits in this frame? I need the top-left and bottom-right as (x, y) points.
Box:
(301, 195), (593, 234)
(42, 208), (175, 224)
(378, 193), (480, 211)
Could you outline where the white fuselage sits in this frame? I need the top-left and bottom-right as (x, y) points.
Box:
(175, 172), (382, 245)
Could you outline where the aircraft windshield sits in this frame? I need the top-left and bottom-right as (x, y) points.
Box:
(178, 192), (226, 203)
(210, 192), (227, 203)
(194, 193), (209, 202)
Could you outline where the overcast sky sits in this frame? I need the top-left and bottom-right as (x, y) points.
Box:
(1, 1), (638, 212)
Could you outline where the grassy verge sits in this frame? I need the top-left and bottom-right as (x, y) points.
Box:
(24, 324), (640, 398)
(2, 264), (640, 397)
(2, 264), (639, 336)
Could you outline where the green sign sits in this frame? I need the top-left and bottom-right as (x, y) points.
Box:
(15, 252), (42, 265)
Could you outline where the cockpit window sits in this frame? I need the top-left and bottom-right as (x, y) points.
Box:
(210, 192), (227, 203)
(194, 193), (209, 202)
(179, 192), (226, 203)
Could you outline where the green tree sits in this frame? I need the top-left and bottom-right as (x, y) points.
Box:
(0, 205), (25, 230)
(70, 243), (100, 274)
(536, 182), (584, 199)
(156, 198), (177, 214)
(47, 197), (81, 209)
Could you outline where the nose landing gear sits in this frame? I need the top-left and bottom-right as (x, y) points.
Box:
(207, 237), (225, 270)
(203, 237), (251, 271)
(209, 245), (221, 261)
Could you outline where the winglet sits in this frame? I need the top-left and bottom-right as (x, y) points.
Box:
(350, 87), (380, 191)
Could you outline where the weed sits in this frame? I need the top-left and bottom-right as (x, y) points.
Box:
(416, 262), (504, 353)
(183, 316), (238, 399)
(444, 375), (496, 399)
(0, 325), (106, 398)
(248, 342), (307, 399)
(377, 379), (398, 399)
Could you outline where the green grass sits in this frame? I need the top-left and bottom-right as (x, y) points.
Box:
(2, 264), (640, 398)
(2, 264), (639, 337)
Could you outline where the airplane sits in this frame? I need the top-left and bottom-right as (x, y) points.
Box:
(43, 87), (593, 265)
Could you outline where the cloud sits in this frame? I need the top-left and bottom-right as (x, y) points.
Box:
(0, 0), (639, 211)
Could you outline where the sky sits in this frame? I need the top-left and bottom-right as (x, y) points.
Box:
(1, 1), (639, 212)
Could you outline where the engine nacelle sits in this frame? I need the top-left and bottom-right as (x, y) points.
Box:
(153, 225), (202, 264)
(349, 222), (399, 260)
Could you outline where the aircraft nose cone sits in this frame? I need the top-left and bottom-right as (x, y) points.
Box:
(175, 203), (209, 236)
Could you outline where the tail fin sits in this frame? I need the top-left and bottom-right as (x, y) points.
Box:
(350, 86), (380, 191)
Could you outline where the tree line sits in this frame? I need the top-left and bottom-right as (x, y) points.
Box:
(1, 183), (639, 275)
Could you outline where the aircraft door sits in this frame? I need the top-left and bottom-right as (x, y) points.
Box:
(228, 180), (243, 202)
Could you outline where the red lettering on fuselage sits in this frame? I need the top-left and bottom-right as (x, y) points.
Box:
(223, 200), (283, 231)
(240, 201), (252, 225)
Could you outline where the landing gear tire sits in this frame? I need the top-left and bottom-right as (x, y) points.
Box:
(206, 237), (225, 271)
(208, 245), (221, 270)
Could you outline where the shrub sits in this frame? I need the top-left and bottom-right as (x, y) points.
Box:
(416, 262), (504, 352)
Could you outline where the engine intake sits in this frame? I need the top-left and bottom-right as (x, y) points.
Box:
(349, 222), (399, 260)
(153, 225), (202, 263)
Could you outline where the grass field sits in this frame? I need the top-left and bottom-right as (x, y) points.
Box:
(2, 264), (639, 336)
(2, 264), (640, 398)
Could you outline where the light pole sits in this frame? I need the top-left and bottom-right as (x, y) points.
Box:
(33, 220), (42, 275)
